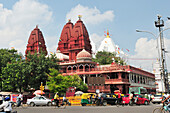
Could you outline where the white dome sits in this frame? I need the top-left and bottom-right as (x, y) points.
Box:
(56, 50), (69, 60)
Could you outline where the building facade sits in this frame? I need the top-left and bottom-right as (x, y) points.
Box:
(57, 18), (156, 94)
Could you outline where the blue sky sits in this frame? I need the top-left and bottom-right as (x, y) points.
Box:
(0, 0), (170, 72)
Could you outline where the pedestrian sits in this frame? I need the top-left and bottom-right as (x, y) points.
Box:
(129, 91), (134, 105)
(54, 92), (59, 108)
(17, 92), (23, 107)
(117, 91), (122, 105)
(0, 94), (3, 105)
(0, 96), (12, 113)
(163, 92), (169, 103)
(164, 92), (169, 98)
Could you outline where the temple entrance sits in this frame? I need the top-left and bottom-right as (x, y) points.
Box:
(110, 85), (119, 93)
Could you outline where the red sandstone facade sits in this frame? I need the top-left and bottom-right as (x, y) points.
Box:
(57, 19), (91, 62)
(57, 18), (156, 94)
(24, 18), (156, 94)
(25, 26), (47, 56)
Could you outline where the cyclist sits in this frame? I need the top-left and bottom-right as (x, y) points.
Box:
(0, 96), (12, 113)
(54, 92), (59, 108)
(162, 95), (170, 113)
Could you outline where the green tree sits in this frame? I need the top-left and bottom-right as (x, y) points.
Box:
(47, 68), (88, 94)
(92, 51), (125, 65)
(24, 52), (59, 90)
(1, 49), (59, 92)
(0, 48), (22, 91)
(1, 59), (27, 92)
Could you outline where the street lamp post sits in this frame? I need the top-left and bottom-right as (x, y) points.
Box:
(154, 15), (168, 93)
(136, 15), (170, 93)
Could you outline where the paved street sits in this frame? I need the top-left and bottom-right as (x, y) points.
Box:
(14, 104), (161, 113)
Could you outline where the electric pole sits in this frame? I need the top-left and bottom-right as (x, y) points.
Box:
(155, 15), (169, 93)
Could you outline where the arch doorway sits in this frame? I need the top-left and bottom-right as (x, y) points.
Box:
(110, 85), (119, 93)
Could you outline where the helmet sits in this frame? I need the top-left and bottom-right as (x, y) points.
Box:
(5, 96), (10, 101)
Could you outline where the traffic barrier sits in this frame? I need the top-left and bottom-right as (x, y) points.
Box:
(58, 96), (81, 106)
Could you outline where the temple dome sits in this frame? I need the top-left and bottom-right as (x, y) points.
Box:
(77, 49), (92, 60)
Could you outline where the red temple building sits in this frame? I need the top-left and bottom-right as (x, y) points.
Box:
(56, 17), (156, 94)
(25, 25), (47, 56)
(57, 17), (92, 62)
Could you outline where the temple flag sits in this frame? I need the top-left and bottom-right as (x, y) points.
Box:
(126, 49), (129, 52)
(50, 52), (54, 54)
(118, 50), (120, 54)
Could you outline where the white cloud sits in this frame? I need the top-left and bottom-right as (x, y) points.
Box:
(90, 33), (105, 49)
(0, 0), (52, 54)
(66, 4), (114, 25)
(129, 37), (170, 72)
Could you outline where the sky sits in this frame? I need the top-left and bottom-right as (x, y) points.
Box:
(0, 0), (170, 73)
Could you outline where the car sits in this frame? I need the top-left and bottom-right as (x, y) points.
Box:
(152, 94), (163, 104)
(122, 94), (150, 105)
(27, 96), (52, 106)
(100, 93), (117, 105)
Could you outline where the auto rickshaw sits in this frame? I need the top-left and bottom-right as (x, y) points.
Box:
(81, 93), (96, 106)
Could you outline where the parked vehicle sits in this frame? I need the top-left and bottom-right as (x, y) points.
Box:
(129, 87), (147, 95)
(27, 96), (52, 106)
(152, 94), (163, 104)
(100, 93), (117, 105)
(122, 94), (150, 105)
(81, 93), (96, 106)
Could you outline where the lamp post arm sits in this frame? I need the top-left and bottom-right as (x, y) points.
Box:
(136, 29), (157, 38)
(157, 27), (170, 38)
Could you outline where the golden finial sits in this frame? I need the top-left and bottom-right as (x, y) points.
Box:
(106, 29), (110, 38)
(68, 19), (71, 22)
(78, 15), (82, 20)
(36, 25), (38, 29)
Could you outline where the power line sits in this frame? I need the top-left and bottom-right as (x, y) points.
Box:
(126, 58), (157, 60)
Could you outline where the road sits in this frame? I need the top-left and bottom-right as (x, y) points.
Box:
(14, 104), (162, 113)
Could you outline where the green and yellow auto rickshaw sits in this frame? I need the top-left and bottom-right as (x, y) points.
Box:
(81, 93), (96, 106)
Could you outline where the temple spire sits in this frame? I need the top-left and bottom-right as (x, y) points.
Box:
(106, 29), (110, 38)
(78, 15), (82, 20)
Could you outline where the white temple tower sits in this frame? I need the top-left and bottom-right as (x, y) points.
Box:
(98, 30), (116, 53)
(153, 60), (165, 93)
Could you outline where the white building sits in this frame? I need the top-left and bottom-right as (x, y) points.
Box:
(153, 60), (165, 92)
(98, 30), (116, 53)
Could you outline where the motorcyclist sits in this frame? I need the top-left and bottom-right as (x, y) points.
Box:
(0, 96), (12, 113)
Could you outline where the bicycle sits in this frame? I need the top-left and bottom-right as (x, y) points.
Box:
(11, 101), (28, 109)
(115, 98), (125, 107)
(54, 99), (70, 109)
(153, 102), (169, 113)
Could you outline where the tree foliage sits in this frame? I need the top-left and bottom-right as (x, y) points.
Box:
(1, 49), (59, 92)
(47, 68), (88, 94)
(0, 49), (22, 91)
(92, 51), (125, 65)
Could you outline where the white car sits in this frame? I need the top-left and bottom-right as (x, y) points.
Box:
(152, 95), (162, 104)
(27, 96), (52, 106)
